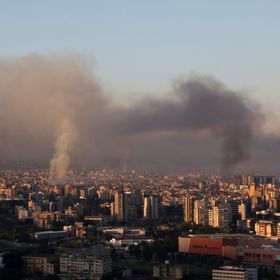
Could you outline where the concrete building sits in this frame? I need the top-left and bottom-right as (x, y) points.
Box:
(212, 266), (257, 280)
(17, 206), (29, 221)
(208, 208), (214, 226)
(193, 199), (208, 225)
(238, 203), (247, 220)
(60, 246), (112, 280)
(111, 191), (128, 222)
(228, 199), (241, 218)
(255, 220), (275, 238)
(22, 255), (58, 276)
(212, 205), (231, 230)
(249, 184), (256, 197)
(98, 226), (145, 236)
(144, 195), (159, 219)
(110, 236), (154, 247)
(276, 223), (280, 239)
(183, 196), (193, 223)
(179, 234), (280, 266)
(34, 230), (71, 240)
(153, 261), (183, 280)
(75, 222), (86, 239)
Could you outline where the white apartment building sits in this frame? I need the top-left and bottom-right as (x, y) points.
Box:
(60, 247), (112, 280)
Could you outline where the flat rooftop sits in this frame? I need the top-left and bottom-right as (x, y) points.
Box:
(213, 266), (247, 271)
(187, 234), (255, 239)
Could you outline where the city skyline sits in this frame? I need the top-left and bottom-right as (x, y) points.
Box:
(1, 3), (280, 279)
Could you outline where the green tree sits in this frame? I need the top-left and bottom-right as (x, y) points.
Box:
(0, 251), (23, 280)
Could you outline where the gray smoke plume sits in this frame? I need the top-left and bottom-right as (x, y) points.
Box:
(49, 119), (76, 180)
(109, 77), (263, 172)
(0, 54), (106, 178)
(0, 54), (268, 174)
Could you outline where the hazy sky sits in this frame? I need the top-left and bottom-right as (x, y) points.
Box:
(1, 1), (279, 108)
(0, 1), (280, 173)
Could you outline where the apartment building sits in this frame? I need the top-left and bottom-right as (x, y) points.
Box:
(60, 246), (112, 280)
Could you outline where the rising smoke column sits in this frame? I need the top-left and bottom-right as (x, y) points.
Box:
(49, 119), (76, 180)
(0, 54), (106, 174)
(176, 77), (263, 172)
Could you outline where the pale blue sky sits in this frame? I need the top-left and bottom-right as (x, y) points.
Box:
(1, 1), (280, 127)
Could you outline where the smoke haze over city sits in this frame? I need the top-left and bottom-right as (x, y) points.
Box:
(0, 1), (279, 176)
(0, 54), (279, 176)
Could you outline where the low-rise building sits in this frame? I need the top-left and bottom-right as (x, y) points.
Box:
(255, 220), (275, 238)
(153, 261), (183, 280)
(110, 236), (154, 247)
(34, 230), (71, 240)
(22, 255), (58, 276)
(179, 234), (280, 266)
(212, 266), (257, 280)
(98, 226), (145, 237)
(59, 246), (112, 280)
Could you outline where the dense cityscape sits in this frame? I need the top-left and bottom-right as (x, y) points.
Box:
(0, 169), (279, 279)
(1, 1), (280, 280)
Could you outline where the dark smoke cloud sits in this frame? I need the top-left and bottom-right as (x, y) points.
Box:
(109, 77), (263, 171)
(0, 54), (272, 175)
